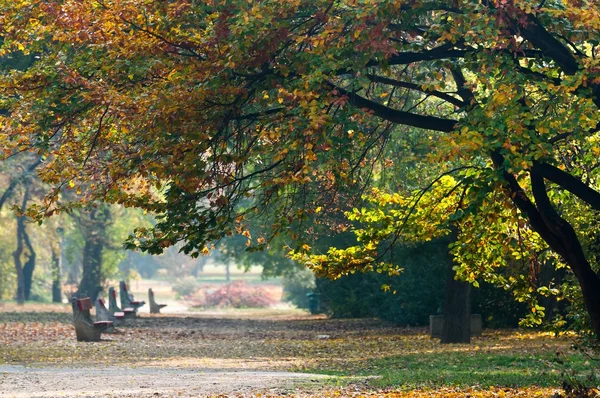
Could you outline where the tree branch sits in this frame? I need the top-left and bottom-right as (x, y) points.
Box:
(366, 46), (469, 68)
(0, 157), (42, 212)
(518, 13), (600, 107)
(366, 74), (466, 108)
(489, 150), (565, 255)
(330, 83), (458, 132)
(536, 162), (600, 211)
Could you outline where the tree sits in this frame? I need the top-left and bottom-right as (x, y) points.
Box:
(68, 204), (143, 302)
(2, 1), (600, 336)
(0, 156), (43, 302)
(72, 205), (110, 301)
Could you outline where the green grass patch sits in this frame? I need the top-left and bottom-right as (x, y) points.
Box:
(332, 350), (591, 389)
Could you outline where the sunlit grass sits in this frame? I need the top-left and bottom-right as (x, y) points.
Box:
(365, 351), (590, 388)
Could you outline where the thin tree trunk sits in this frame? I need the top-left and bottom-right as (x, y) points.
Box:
(13, 185), (31, 304)
(13, 216), (25, 305)
(22, 224), (36, 301)
(51, 242), (62, 303)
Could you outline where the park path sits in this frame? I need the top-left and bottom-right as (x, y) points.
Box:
(0, 304), (348, 397)
(0, 365), (330, 397)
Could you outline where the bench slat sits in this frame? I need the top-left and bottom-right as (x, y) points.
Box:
(93, 321), (113, 326)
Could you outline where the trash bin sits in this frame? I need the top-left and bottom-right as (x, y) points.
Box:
(307, 292), (320, 315)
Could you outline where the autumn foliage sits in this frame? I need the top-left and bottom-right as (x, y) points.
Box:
(3, 1), (600, 337)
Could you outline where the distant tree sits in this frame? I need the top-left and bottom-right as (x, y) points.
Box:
(0, 156), (42, 302)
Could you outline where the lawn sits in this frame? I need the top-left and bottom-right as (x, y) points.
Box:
(0, 303), (597, 397)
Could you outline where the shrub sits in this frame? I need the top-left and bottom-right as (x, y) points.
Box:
(203, 281), (277, 308)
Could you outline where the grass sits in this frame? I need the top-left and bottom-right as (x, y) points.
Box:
(291, 328), (597, 390)
(367, 351), (590, 388)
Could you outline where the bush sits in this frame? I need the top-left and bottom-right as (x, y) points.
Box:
(316, 239), (448, 325)
(316, 238), (527, 327)
(201, 281), (277, 308)
(171, 276), (200, 298)
(282, 267), (315, 309)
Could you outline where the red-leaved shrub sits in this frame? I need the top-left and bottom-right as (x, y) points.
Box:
(201, 281), (278, 308)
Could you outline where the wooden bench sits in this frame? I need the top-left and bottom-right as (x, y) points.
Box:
(119, 281), (145, 313)
(148, 288), (167, 314)
(71, 297), (113, 342)
(108, 286), (135, 318)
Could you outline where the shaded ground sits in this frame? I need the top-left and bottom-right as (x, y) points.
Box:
(0, 303), (588, 397)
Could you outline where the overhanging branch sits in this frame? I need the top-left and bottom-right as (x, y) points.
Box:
(330, 83), (458, 132)
(537, 162), (600, 211)
(366, 74), (466, 108)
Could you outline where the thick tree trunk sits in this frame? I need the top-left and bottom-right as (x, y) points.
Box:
(78, 233), (104, 301)
(441, 258), (472, 344)
(563, 249), (600, 337)
(491, 153), (600, 337)
(76, 206), (109, 302)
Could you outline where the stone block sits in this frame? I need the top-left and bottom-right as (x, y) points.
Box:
(429, 314), (482, 338)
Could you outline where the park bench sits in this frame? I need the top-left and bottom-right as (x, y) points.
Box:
(119, 281), (145, 313)
(148, 288), (167, 314)
(95, 297), (124, 332)
(108, 286), (136, 318)
(71, 297), (113, 341)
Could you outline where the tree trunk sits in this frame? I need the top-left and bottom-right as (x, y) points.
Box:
(76, 206), (109, 302)
(225, 262), (231, 282)
(22, 225), (36, 301)
(78, 232), (104, 301)
(13, 215), (25, 305)
(563, 249), (600, 337)
(492, 154), (600, 337)
(441, 257), (472, 344)
(12, 185), (31, 304)
(51, 241), (62, 303)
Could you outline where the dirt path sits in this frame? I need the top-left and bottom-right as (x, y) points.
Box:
(0, 365), (330, 397)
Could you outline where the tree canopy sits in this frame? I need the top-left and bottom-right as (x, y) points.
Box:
(2, 0), (600, 335)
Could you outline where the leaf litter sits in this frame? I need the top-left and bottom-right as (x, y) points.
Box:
(0, 306), (588, 397)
